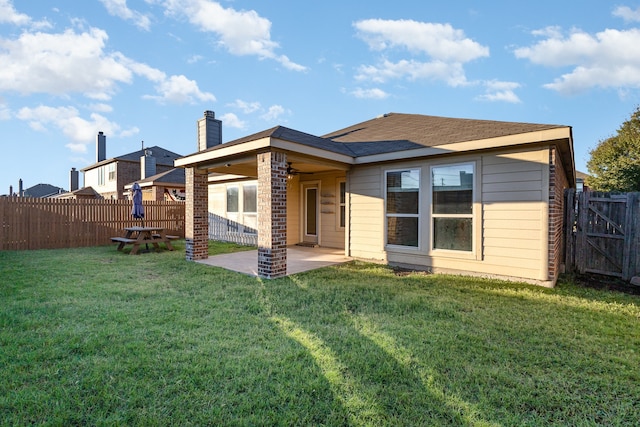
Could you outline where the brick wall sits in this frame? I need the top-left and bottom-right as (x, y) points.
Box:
(548, 146), (569, 282)
(185, 167), (209, 260)
(257, 151), (287, 278)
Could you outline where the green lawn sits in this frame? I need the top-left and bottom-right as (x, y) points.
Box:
(1, 242), (639, 426)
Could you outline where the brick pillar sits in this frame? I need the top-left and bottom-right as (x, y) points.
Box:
(185, 167), (208, 260)
(257, 151), (287, 278)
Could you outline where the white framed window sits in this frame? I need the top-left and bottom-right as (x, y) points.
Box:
(226, 185), (239, 213)
(431, 163), (474, 252)
(98, 167), (105, 186)
(108, 163), (116, 181)
(338, 180), (346, 229)
(385, 169), (420, 247)
(242, 184), (257, 213)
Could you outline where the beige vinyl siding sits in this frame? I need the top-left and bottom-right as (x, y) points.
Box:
(286, 176), (300, 246)
(208, 184), (226, 216)
(299, 172), (345, 249)
(350, 147), (553, 284)
(348, 165), (386, 260)
(480, 148), (548, 280)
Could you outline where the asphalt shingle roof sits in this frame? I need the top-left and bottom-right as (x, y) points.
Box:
(203, 113), (568, 159)
(322, 113), (567, 156)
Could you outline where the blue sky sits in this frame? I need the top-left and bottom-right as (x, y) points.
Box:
(2, 0), (640, 193)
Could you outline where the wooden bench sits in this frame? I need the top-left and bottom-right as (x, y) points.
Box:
(111, 237), (136, 244)
(152, 234), (180, 240)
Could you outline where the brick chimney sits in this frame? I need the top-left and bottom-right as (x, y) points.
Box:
(140, 149), (156, 179)
(96, 131), (106, 162)
(69, 168), (79, 191)
(197, 110), (222, 151)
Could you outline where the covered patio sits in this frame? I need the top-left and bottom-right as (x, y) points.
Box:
(196, 246), (351, 276)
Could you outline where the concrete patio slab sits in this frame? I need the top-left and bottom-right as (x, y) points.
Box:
(195, 246), (351, 276)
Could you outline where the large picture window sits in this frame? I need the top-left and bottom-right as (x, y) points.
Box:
(431, 163), (474, 251)
(386, 169), (419, 247)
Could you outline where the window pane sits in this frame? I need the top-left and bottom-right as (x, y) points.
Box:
(433, 189), (472, 214)
(387, 170), (419, 214)
(433, 218), (472, 251)
(243, 185), (257, 213)
(306, 188), (317, 235)
(432, 164), (473, 214)
(226, 186), (238, 213)
(339, 181), (346, 228)
(387, 217), (418, 247)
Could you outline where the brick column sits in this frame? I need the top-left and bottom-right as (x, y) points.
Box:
(257, 151), (287, 278)
(185, 167), (209, 260)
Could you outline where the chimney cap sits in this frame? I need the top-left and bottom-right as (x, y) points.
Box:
(204, 110), (215, 118)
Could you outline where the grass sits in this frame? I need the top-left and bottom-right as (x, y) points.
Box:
(1, 242), (639, 426)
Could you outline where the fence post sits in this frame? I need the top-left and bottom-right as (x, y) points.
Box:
(622, 192), (640, 280)
(564, 189), (576, 273)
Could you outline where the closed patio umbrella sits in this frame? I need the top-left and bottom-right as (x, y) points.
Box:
(131, 182), (144, 227)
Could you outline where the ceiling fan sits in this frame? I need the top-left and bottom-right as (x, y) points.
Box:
(286, 162), (313, 176)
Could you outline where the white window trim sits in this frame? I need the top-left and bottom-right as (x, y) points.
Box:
(384, 168), (421, 250)
(429, 161), (479, 260)
(337, 179), (346, 231)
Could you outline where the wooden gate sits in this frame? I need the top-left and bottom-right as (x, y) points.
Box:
(565, 190), (640, 279)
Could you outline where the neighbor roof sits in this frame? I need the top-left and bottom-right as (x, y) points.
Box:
(125, 168), (185, 188)
(81, 146), (182, 171)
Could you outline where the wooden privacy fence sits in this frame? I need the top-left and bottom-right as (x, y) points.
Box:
(565, 190), (640, 280)
(0, 197), (185, 251)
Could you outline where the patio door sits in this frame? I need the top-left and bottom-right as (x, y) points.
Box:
(302, 183), (319, 245)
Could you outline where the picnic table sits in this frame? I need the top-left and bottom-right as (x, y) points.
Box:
(111, 226), (179, 255)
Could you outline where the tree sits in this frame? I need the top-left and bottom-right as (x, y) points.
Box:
(586, 106), (640, 192)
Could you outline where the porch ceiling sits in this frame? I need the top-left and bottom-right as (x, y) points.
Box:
(202, 153), (350, 181)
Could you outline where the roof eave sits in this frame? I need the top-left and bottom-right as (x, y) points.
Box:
(354, 127), (573, 165)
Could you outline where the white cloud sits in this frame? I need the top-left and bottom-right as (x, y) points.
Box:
(355, 19), (489, 62)
(99, 0), (152, 31)
(187, 54), (203, 64)
(351, 87), (389, 99)
(161, 0), (307, 71)
(16, 105), (138, 151)
(356, 59), (468, 87)
(353, 19), (488, 87)
(0, 28), (132, 99)
(143, 74), (216, 104)
(476, 80), (521, 103)
(219, 112), (246, 129)
(0, 27), (215, 104)
(514, 27), (640, 94)
(613, 6), (640, 23)
(228, 99), (262, 114)
(88, 103), (114, 113)
(0, 0), (50, 28)
(260, 105), (286, 121)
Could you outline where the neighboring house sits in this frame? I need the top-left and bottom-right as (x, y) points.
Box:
(124, 168), (186, 201)
(23, 183), (66, 198)
(575, 170), (589, 192)
(52, 186), (103, 200)
(176, 111), (575, 286)
(81, 132), (182, 199)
